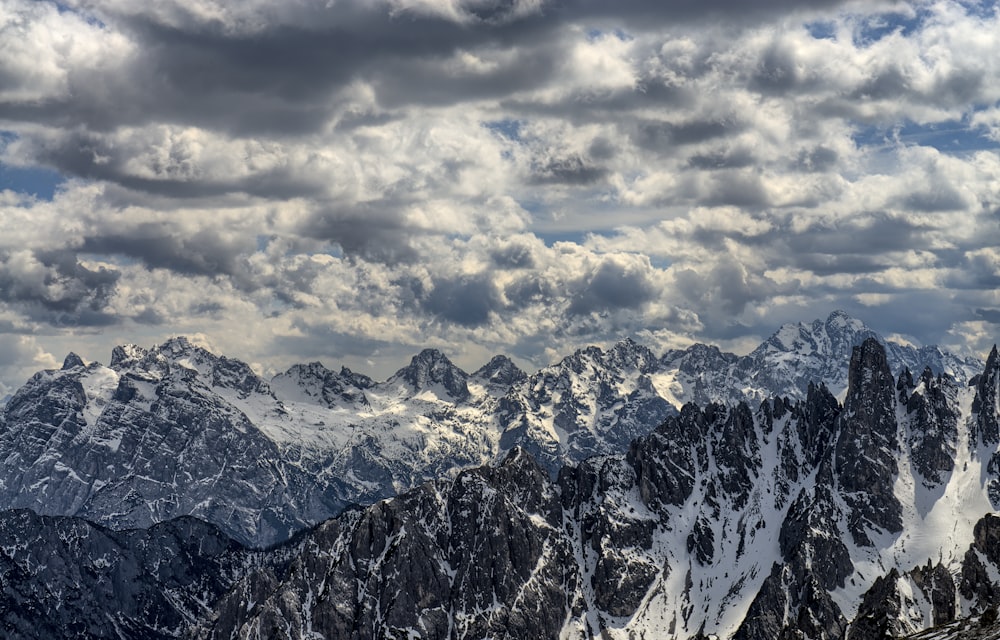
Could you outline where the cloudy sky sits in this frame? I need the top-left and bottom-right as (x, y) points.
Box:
(1, 0), (999, 393)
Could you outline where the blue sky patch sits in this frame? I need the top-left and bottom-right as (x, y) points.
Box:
(852, 119), (997, 154)
(483, 119), (523, 142)
(853, 9), (929, 46)
(0, 163), (65, 200)
(805, 20), (837, 40)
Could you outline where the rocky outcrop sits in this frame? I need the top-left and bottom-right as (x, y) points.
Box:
(196, 449), (579, 640)
(835, 337), (903, 545)
(0, 509), (253, 639)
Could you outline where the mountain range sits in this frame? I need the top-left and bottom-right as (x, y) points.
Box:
(0, 311), (982, 547)
(2, 311), (1000, 638)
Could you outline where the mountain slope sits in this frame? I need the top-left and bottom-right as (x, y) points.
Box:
(0, 510), (255, 639)
(194, 338), (1000, 640)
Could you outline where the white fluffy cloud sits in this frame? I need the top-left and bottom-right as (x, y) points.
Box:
(0, 0), (999, 386)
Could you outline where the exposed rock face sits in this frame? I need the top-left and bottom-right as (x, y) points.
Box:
(472, 354), (527, 390)
(960, 514), (1000, 609)
(900, 367), (960, 485)
(0, 336), (680, 546)
(197, 449), (578, 640)
(270, 361), (373, 408)
(911, 561), (957, 628)
(973, 346), (1000, 447)
(835, 337), (903, 545)
(0, 509), (253, 639)
(497, 337), (677, 472)
(387, 348), (472, 401)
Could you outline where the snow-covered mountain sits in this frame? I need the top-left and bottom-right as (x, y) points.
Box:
(0, 311), (982, 547)
(193, 339), (1000, 639)
(660, 309), (983, 405)
(1, 330), (1000, 638)
(0, 336), (674, 546)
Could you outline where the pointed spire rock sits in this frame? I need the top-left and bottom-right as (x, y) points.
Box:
(61, 353), (85, 370)
(835, 338), (903, 544)
(973, 345), (1000, 447)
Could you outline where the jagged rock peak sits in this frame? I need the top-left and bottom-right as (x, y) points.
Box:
(825, 308), (866, 331)
(61, 352), (85, 370)
(837, 337), (903, 544)
(557, 339), (657, 374)
(498, 444), (543, 474)
(663, 341), (738, 362)
(394, 348), (470, 400)
(155, 335), (205, 357)
(845, 337), (895, 408)
(758, 309), (869, 353)
(473, 354), (527, 386)
(974, 345), (1000, 446)
(109, 343), (149, 368)
(339, 365), (375, 389)
(608, 337), (659, 371)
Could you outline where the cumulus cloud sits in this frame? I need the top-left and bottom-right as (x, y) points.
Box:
(1, 0), (1000, 389)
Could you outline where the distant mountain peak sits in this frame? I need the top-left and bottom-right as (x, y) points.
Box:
(473, 355), (527, 387)
(826, 308), (863, 329)
(156, 335), (201, 356)
(61, 352), (85, 370)
(109, 344), (149, 368)
(391, 348), (470, 400)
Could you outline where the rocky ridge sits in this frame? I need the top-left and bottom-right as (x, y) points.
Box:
(0, 312), (983, 547)
(190, 338), (1000, 639)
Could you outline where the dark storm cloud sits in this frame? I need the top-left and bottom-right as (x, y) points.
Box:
(499, 81), (696, 123)
(2, 0), (880, 203)
(6, 0), (888, 141)
(636, 119), (745, 151)
(424, 273), (502, 327)
(975, 308), (1000, 324)
(793, 253), (896, 276)
(504, 274), (555, 309)
(946, 251), (1000, 289)
(783, 214), (934, 261)
(490, 241), (537, 269)
(530, 156), (608, 185)
(567, 259), (657, 316)
(132, 307), (167, 325)
(688, 147), (758, 170)
(300, 206), (420, 265)
(793, 146), (839, 172)
(674, 259), (788, 317)
(276, 321), (398, 366)
(898, 184), (970, 213)
(369, 43), (565, 110)
(748, 43), (807, 95)
(588, 137), (617, 161)
(22, 130), (328, 200)
(0, 249), (119, 326)
(79, 226), (254, 280)
(560, 0), (879, 26)
(702, 171), (771, 208)
(2, 2), (564, 139)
